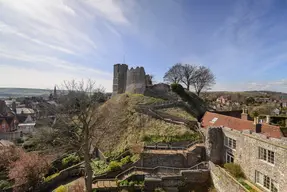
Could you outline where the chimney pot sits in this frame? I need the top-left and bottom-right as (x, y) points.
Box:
(266, 115), (270, 124)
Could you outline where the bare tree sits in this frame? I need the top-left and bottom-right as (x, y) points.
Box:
(180, 64), (197, 91)
(163, 63), (182, 84)
(46, 79), (106, 192)
(192, 66), (215, 96)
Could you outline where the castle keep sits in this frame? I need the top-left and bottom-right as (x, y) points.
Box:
(113, 64), (152, 95)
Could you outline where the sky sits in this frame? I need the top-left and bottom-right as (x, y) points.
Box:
(1, 0), (287, 93)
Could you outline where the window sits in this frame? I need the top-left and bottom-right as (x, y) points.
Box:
(226, 151), (234, 163)
(259, 147), (275, 164)
(224, 136), (236, 149)
(255, 171), (278, 192)
(210, 117), (218, 124)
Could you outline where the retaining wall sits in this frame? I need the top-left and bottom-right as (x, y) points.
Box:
(209, 161), (248, 192)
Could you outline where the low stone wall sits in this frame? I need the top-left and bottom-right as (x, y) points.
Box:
(181, 170), (210, 183)
(141, 153), (185, 168)
(38, 163), (84, 192)
(0, 131), (21, 140)
(209, 162), (248, 192)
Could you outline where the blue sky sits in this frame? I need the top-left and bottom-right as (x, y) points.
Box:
(1, 0), (287, 92)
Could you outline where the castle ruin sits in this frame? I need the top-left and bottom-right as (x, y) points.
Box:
(113, 64), (152, 95)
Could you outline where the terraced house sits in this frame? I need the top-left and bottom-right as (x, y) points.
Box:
(201, 110), (287, 192)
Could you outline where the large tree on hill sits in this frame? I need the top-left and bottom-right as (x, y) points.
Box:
(163, 63), (183, 84)
(192, 66), (215, 96)
(45, 80), (107, 192)
(163, 63), (215, 95)
(180, 64), (197, 91)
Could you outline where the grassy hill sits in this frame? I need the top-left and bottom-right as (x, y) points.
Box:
(94, 93), (198, 156)
(0, 88), (51, 98)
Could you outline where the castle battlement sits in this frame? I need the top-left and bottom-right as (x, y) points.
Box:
(113, 64), (152, 95)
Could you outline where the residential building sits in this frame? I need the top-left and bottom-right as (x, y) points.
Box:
(272, 108), (280, 116)
(0, 116), (18, 132)
(216, 96), (229, 105)
(202, 111), (287, 192)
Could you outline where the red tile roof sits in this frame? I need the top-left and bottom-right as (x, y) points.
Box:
(201, 111), (282, 139)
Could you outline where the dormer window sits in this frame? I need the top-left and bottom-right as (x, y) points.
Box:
(210, 117), (218, 124)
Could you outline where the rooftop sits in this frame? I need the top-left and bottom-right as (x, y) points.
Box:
(16, 108), (35, 115)
(201, 111), (283, 139)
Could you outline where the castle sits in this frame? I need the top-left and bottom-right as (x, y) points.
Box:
(113, 64), (152, 95)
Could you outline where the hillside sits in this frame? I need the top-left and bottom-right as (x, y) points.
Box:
(94, 93), (198, 156)
(203, 90), (287, 102)
(0, 88), (51, 98)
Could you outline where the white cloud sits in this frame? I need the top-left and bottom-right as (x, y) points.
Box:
(0, 64), (113, 92)
(0, 0), (132, 91)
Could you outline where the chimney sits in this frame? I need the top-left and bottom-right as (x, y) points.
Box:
(255, 123), (262, 133)
(253, 116), (259, 125)
(266, 115), (270, 124)
(241, 108), (248, 120)
(12, 102), (16, 113)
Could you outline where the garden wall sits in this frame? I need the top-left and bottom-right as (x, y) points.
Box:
(209, 161), (248, 192)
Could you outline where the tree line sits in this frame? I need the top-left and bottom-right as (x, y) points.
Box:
(163, 63), (215, 96)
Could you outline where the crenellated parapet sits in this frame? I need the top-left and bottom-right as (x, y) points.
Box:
(126, 66), (147, 94)
(113, 64), (151, 95)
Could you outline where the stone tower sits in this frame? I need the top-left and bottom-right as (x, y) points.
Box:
(113, 64), (128, 95)
(53, 85), (57, 99)
(126, 67), (147, 94)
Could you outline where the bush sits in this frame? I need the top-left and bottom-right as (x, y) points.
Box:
(55, 185), (68, 192)
(107, 161), (121, 171)
(224, 163), (245, 178)
(120, 156), (131, 165)
(91, 160), (108, 175)
(154, 188), (166, 192)
(44, 172), (60, 182)
(62, 154), (80, 167)
(142, 131), (200, 143)
(131, 154), (140, 163)
(0, 180), (12, 190)
(171, 83), (185, 94)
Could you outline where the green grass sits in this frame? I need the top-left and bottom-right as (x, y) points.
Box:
(238, 179), (257, 192)
(142, 131), (200, 144)
(95, 93), (190, 157)
(44, 172), (60, 182)
(158, 107), (197, 121)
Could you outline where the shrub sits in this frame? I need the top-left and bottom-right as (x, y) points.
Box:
(55, 185), (68, 192)
(120, 156), (131, 165)
(154, 188), (166, 192)
(107, 161), (121, 171)
(62, 154), (80, 167)
(131, 154), (140, 163)
(171, 83), (185, 94)
(8, 150), (50, 192)
(224, 163), (245, 179)
(91, 160), (108, 175)
(0, 180), (12, 190)
(44, 172), (60, 182)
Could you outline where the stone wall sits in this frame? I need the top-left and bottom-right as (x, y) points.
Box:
(113, 64), (128, 95)
(126, 67), (147, 94)
(181, 170), (210, 183)
(221, 127), (287, 191)
(141, 146), (205, 168)
(205, 126), (287, 191)
(209, 161), (247, 192)
(0, 131), (21, 140)
(205, 127), (224, 164)
(141, 153), (185, 168)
